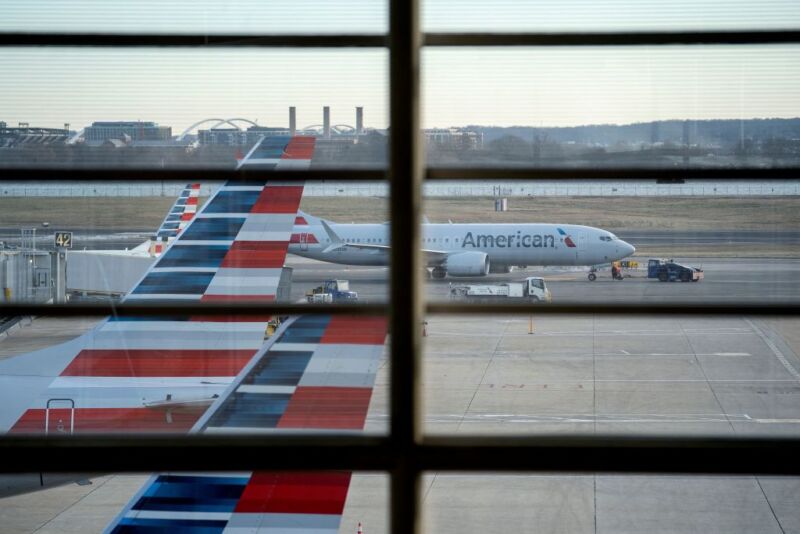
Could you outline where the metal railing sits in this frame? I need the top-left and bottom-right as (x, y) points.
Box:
(1, 2), (800, 533)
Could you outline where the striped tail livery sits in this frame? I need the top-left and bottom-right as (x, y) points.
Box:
(0, 135), (389, 534)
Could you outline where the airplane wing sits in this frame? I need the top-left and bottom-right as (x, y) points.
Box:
(318, 218), (451, 264)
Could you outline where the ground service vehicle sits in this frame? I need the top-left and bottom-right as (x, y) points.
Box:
(306, 279), (359, 303)
(647, 258), (704, 282)
(449, 276), (551, 302)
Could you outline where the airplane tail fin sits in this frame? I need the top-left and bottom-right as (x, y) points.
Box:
(238, 135), (315, 170)
(128, 136), (315, 302)
(149, 183), (201, 256)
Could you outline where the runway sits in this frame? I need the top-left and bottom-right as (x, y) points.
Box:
(336, 312), (800, 533)
(287, 255), (800, 305)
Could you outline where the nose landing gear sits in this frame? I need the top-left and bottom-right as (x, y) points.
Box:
(587, 265), (624, 281)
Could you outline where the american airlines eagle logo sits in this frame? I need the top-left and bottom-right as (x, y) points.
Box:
(557, 227), (577, 248)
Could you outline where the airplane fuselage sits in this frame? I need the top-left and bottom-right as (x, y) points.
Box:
(288, 222), (635, 270)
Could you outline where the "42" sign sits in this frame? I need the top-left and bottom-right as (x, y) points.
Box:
(54, 231), (73, 248)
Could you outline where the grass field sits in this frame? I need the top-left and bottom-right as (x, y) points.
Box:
(0, 197), (180, 230)
(1, 196), (796, 231)
(301, 196), (800, 231)
(0, 195), (797, 256)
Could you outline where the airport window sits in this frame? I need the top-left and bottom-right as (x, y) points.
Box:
(0, 1), (799, 533)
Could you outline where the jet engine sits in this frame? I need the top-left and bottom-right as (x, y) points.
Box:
(442, 251), (490, 277)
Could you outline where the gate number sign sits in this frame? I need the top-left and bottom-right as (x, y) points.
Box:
(54, 231), (73, 248)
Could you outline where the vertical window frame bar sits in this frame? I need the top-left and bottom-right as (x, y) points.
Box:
(389, 0), (423, 531)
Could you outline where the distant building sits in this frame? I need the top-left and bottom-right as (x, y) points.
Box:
(424, 128), (483, 150)
(0, 122), (72, 148)
(198, 126), (291, 146)
(84, 121), (172, 144)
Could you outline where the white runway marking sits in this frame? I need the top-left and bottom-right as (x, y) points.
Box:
(593, 352), (752, 358)
(746, 319), (800, 382)
(429, 329), (753, 338)
(413, 413), (800, 425)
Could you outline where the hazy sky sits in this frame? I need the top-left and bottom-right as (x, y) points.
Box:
(1, 1), (798, 131)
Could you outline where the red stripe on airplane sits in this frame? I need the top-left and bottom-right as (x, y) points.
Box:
(321, 316), (388, 345)
(186, 197), (199, 206)
(10, 407), (204, 434)
(191, 183), (201, 190)
(294, 216), (308, 225)
(277, 387), (372, 430)
(60, 349), (255, 377)
(289, 233), (319, 244)
(235, 471), (351, 514)
(281, 137), (316, 160)
(180, 213), (194, 221)
(220, 241), (289, 268)
(251, 186), (304, 214)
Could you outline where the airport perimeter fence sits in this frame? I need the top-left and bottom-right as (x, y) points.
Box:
(1, 4), (800, 534)
(2, 179), (800, 197)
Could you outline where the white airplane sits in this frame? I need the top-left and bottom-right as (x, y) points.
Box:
(288, 211), (635, 278)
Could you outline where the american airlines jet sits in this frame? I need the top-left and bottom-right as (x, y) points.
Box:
(288, 211), (635, 278)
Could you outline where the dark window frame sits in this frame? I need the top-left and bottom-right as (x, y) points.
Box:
(1, 3), (800, 533)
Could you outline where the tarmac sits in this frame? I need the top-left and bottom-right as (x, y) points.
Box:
(2, 257), (800, 532)
(288, 255), (800, 305)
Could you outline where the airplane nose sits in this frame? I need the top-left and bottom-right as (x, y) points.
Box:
(622, 241), (635, 257)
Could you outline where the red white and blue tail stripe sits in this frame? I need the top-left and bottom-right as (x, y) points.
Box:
(149, 183), (201, 256)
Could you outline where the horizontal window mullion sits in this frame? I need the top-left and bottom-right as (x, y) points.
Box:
(417, 437), (800, 475)
(424, 30), (800, 47)
(1, 435), (798, 474)
(0, 33), (387, 48)
(425, 167), (800, 181)
(3, 31), (798, 48)
(0, 169), (385, 182)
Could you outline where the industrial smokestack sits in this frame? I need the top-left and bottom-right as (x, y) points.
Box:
(289, 106), (296, 136)
(356, 106), (364, 135)
(323, 106), (331, 139)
